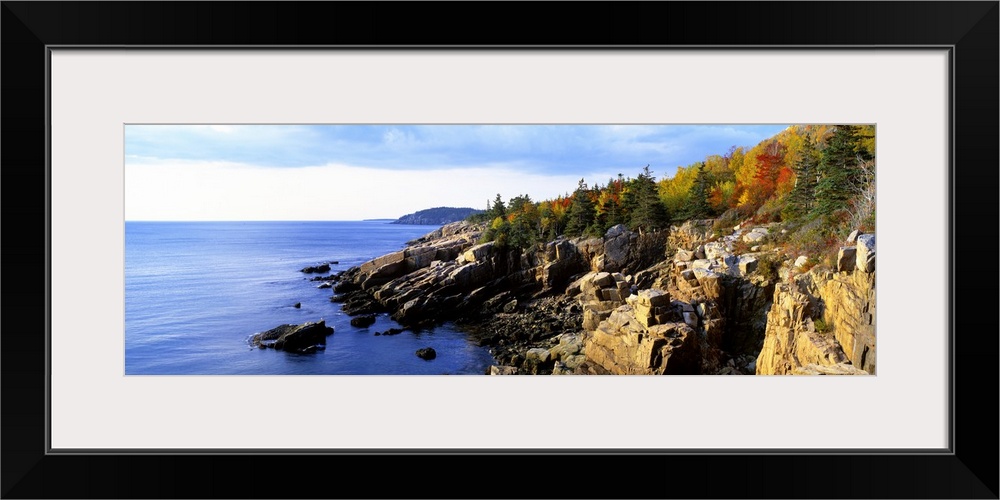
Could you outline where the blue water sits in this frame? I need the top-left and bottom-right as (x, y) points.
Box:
(125, 221), (496, 375)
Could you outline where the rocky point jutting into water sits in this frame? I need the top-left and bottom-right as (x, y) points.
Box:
(318, 218), (874, 375)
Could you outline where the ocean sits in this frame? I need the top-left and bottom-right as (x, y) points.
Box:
(124, 221), (497, 375)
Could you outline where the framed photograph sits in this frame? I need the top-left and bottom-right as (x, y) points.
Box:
(3, 2), (996, 498)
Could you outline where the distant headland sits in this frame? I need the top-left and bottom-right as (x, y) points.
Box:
(392, 207), (483, 225)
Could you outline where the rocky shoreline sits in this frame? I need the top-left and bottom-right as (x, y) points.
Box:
(302, 218), (875, 375)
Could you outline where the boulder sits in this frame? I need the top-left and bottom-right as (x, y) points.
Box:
(462, 242), (495, 263)
(794, 255), (809, 269)
(690, 259), (715, 271)
(856, 234), (875, 273)
(525, 348), (552, 364)
(738, 256), (758, 276)
(416, 347), (437, 360)
(846, 230), (861, 244)
(251, 321), (334, 353)
(703, 241), (729, 260)
(837, 247), (857, 272)
(636, 289), (671, 307)
(674, 249), (695, 262)
(603, 227), (633, 269)
(742, 228), (768, 243)
(350, 315), (377, 328)
(588, 271), (612, 289)
(694, 245), (706, 260)
(605, 224), (629, 238)
(489, 365), (518, 375)
(300, 263), (331, 274)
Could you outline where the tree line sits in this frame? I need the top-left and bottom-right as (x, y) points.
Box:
(471, 124), (875, 250)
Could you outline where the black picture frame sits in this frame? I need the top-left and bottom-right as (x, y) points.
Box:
(2, 2), (997, 498)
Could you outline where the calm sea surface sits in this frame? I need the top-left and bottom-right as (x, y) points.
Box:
(125, 221), (496, 375)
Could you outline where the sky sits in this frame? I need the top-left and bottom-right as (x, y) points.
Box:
(125, 124), (790, 221)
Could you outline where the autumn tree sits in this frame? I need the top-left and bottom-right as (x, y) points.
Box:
(594, 174), (626, 231)
(707, 180), (738, 212)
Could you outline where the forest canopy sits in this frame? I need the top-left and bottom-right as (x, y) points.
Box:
(470, 125), (876, 253)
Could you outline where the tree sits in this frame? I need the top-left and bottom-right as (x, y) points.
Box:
(680, 164), (711, 220)
(812, 125), (871, 218)
(847, 157), (876, 232)
(564, 179), (596, 237)
(628, 166), (669, 232)
(489, 193), (506, 220)
(707, 180), (737, 213)
(594, 175), (626, 231)
(782, 136), (820, 220)
(749, 141), (786, 206)
(506, 194), (539, 249)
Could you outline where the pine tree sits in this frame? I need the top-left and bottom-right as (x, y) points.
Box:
(812, 125), (865, 218)
(489, 193), (507, 220)
(783, 137), (820, 220)
(628, 166), (669, 233)
(564, 179), (596, 237)
(681, 164), (711, 220)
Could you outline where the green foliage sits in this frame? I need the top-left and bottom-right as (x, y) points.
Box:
(628, 166), (670, 232)
(469, 125), (875, 264)
(782, 137), (820, 221)
(488, 193), (507, 220)
(755, 254), (781, 282)
(466, 211), (490, 224)
(564, 179), (597, 237)
(711, 206), (753, 237)
(813, 318), (830, 333)
(811, 125), (872, 218)
(753, 196), (785, 224)
(678, 164), (711, 220)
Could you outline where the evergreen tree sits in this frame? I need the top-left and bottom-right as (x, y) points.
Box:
(489, 193), (507, 220)
(506, 195), (538, 249)
(564, 179), (596, 237)
(681, 164), (711, 220)
(628, 166), (670, 233)
(812, 125), (868, 218)
(783, 137), (820, 220)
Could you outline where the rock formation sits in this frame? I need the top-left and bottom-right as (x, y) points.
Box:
(756, 234), (875, 375)
(320, 217), (874, 376)
(250, 321), (334, 353)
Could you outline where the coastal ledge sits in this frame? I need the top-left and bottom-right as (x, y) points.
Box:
(326, 219), (875, 375)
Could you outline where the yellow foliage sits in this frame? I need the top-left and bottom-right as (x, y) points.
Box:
(737, 189), (753, 207)
(658, 164), (698, 214)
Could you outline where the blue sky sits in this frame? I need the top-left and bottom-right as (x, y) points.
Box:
(125, 124), (789, 220)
